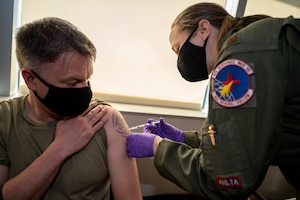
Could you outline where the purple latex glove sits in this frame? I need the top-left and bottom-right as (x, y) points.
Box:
(144, 118), (184, 142)
(126, 133), (157, 158)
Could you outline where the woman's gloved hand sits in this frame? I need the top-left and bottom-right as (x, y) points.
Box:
(126, 133), (157, 158)
(144, 118), (184, 142)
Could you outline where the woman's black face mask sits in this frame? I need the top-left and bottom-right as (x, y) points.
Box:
(177, 27), (208, 82)
(31, 70), (92, 117)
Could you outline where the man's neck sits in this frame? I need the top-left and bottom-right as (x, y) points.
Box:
(24, 93), (58, 123)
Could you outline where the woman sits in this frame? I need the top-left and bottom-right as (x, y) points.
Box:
(126, 2), (300, 199)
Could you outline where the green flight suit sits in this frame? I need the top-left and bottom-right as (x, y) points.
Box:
(154, 16), (300, 199)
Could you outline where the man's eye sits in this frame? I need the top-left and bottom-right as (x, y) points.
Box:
(65, 81), (78, 86)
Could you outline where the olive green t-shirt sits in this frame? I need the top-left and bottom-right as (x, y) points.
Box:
(0, 95), (110, 199)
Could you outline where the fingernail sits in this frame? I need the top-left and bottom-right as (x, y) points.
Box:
(90, 101), (97, 106)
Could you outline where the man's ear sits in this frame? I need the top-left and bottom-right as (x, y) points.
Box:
(197, 19), (210, 41)
(21, 68), (37, 91)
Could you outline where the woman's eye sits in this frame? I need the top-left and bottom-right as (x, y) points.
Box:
(173, 48), (179, 55)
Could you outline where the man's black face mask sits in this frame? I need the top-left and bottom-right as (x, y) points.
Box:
(32, 70), (92, 117)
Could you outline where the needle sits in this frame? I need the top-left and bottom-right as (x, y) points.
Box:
(129, 121), (159, 131)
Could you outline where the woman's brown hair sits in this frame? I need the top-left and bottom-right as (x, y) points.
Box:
(172, 2), (270, 48)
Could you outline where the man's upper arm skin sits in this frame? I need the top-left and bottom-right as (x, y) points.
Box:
(104, 107), (142, 200)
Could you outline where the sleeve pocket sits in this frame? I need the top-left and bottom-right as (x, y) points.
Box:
(201, 118), (255, 196)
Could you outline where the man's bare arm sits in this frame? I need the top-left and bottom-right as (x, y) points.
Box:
(105, 107), (142, 200)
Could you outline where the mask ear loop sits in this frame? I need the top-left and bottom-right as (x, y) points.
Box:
(32, 70), (91, 91)
(203, 35), (209, 48)
(31, 70), (52, 87)
(186, 25), (208, 48)
(186, 26), (199, 42)
(178, 26), (199, 56)
(29, 70), (50, 103)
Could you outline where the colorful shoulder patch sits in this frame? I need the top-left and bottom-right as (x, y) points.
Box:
(211, 59), (254, 108)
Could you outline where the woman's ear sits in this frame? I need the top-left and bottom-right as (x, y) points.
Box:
(21, 68), (37, 91)
(197, 19), (210, 40)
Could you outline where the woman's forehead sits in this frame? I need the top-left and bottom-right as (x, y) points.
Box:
(170, 26), (190, 51)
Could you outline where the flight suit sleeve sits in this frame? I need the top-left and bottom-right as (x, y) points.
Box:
(153, 139), (223, 199)
(183, 130), (201, 148)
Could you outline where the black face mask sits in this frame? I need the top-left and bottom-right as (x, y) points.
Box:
(177, 28), (208, 82)
(31, 70), (92, 117)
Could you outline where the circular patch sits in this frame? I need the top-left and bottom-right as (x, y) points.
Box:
(211, 59), (254, 108)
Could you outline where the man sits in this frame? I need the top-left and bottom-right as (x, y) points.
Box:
(0, 17), (142, 200)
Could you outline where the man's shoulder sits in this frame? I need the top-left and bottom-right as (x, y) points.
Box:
(0, 95), (25, 113)
(93, 98), (111, 107)
(0, 96), (26, 134)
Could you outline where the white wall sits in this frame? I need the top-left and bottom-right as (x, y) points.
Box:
(19, 0), (300, 108)
(245, 0), (300, 17)
(20, 0), (223, 105)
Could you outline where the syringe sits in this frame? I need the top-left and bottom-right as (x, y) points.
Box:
(129, 121), (159, 131)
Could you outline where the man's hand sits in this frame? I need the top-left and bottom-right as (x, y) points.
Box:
(54, 101), (109, 156)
